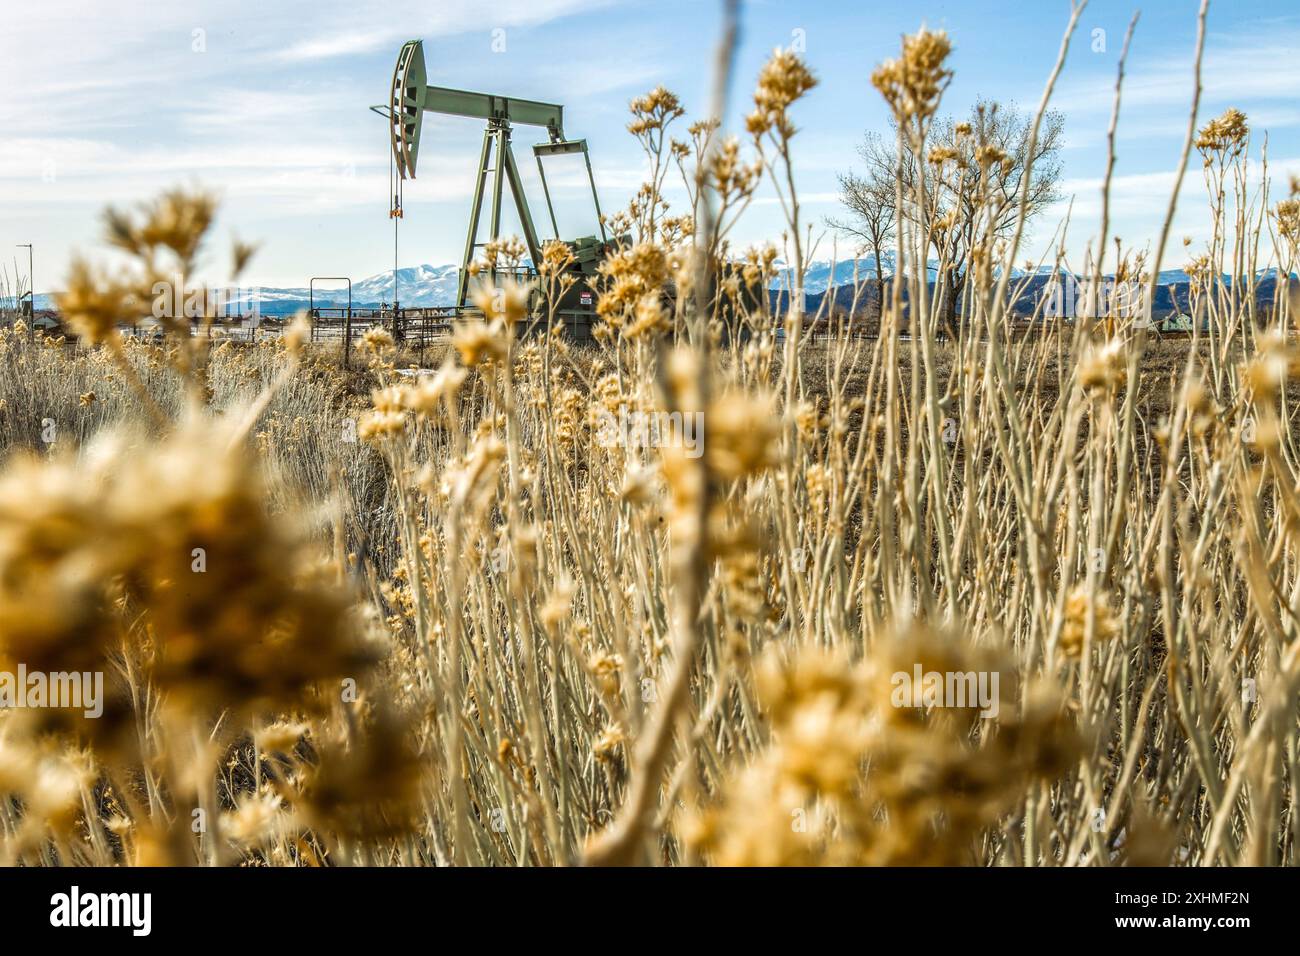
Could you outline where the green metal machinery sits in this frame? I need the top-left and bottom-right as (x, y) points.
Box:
(375, 39), (614, 328)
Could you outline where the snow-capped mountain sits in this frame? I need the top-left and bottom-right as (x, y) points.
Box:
(773, 257), (1300, 293)
(774, 258), (1229, 292)
(25, 262), (1296, 316)
(230, 264), (461, 313)
(346, 264), (461, 305)
(771, 254), (936, 294)
(1001, 266), (1196, 284)
(31, 265), (461, 315)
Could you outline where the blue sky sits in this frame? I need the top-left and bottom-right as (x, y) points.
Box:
(3, 0), (1299, 291)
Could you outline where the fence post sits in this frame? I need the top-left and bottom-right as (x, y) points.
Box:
(344, 306), (352, 368)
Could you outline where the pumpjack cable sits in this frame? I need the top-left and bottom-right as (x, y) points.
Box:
(388, 117), (403, 315)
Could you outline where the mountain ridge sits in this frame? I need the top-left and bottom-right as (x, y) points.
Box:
(29, 259), (1291, 315)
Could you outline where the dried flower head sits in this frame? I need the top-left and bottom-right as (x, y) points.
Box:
(705, 390), (781, 480)
(628, 86), (685, 137)
(1060, 585), (1119, 658)
(55, 259), (133, 345)
(301, 706), (426, 843)
(747, 49), (817, 139)
(403, 359), (467, 417)
(452, 318), (510, 367)
(871, 28), (953, 124)
(222, 791), (284, 847)
(1077, 338), (1127, 397)
(471, 279), (531, 324)
(1195, 108), (1249, 160)
(361, 325), (394, 355)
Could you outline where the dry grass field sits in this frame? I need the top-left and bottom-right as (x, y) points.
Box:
(2, 4), (1300, 868)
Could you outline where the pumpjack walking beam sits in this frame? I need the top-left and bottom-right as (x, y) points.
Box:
(375, 39), (606, 309)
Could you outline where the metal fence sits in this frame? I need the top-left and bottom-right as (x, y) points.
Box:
(307, 306), (457, 358)
(113, 306), (458, 358)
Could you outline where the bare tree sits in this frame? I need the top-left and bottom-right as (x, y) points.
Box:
(838, 100), (1063, 331)
(898, 99), (1065, 327)
(829, 132), (897, 321)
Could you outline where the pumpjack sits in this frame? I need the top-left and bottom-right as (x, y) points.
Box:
(375, 39), (616, 332)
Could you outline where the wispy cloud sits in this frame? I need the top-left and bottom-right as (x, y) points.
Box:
(1043, 154), (1300, 268)
(271, 0), (617, 63)
(1055, 17), (1300, 119)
